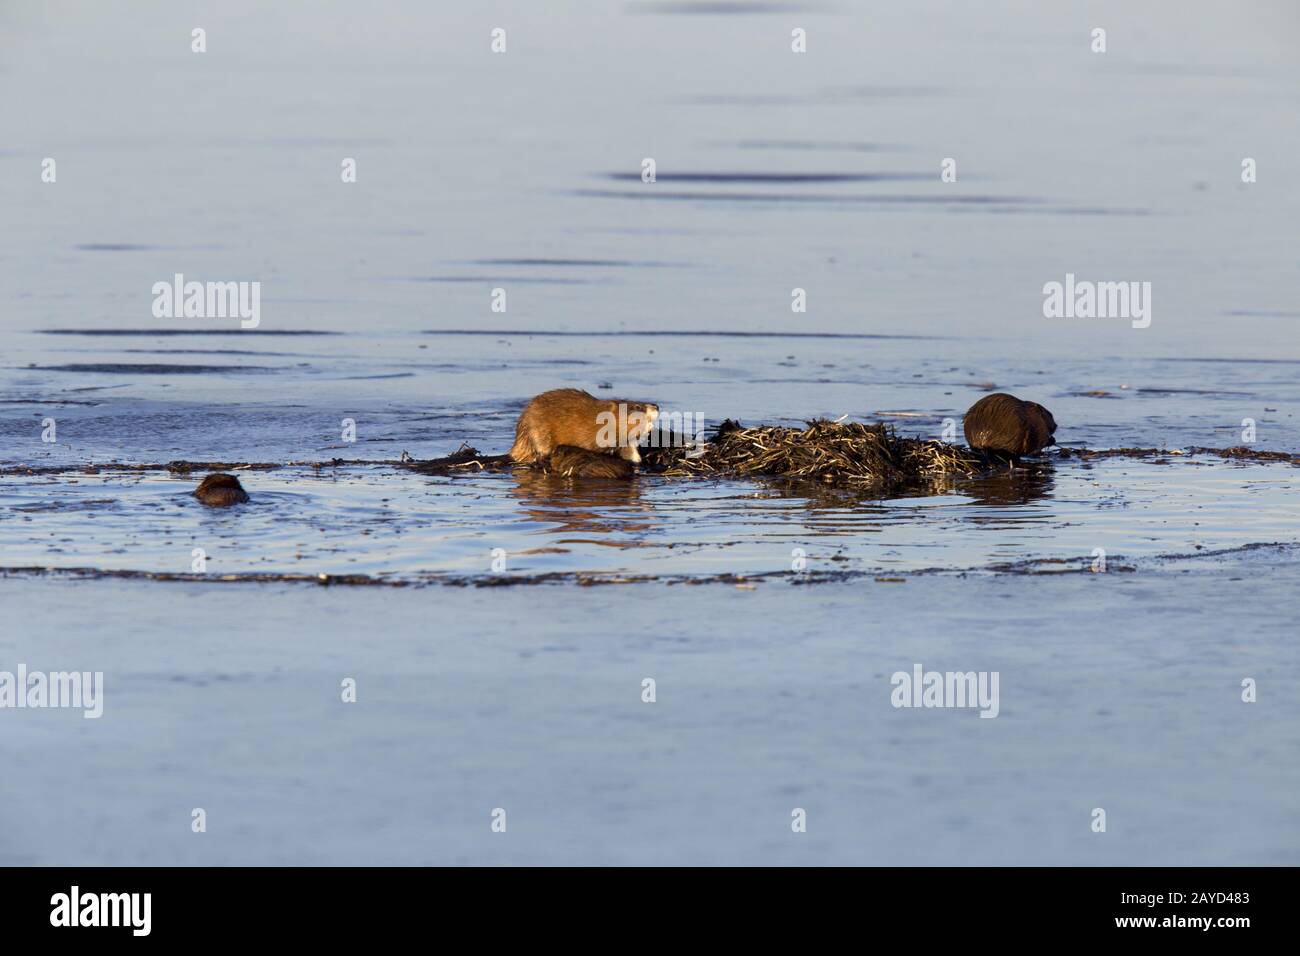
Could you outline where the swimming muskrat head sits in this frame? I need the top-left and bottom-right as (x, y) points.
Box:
(192, 472), (250, 507)
(962, 393), (1057, 456)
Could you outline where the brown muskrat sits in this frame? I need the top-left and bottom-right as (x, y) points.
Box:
(963, 393), (1057, 455)
(546, 445), (635, 479)
(510, 388), (659, 465)
(192, 473), (249, 507)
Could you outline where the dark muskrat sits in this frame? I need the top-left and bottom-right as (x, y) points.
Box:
(546, 445), (635, 479)
(510, 388), (659, 465)
(963, 393), (1057, 455)
(192, 472), (250, 507)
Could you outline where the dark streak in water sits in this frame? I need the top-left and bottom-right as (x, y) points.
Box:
(420, 330), (940, 340)
(1137, 387), (1255, 396)
(122, 349), (299, 356)
(1158, 356), (1300, 365)
(32, 364), (283, 375)
(604, 171), (930, 183)
(39, 330), (339, 336)
(334, 373), (416, 380)
(3, 542), (1292, 589)
(470, 258), (684, 268)
(0, 399), (102, 406)
(5, 445), (1292, 478)
(406, 276), (594, 285)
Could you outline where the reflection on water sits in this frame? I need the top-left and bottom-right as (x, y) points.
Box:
(953, 463), (1056, 507)
(509, 471), (653, 541)
(716, 461), (1056, 512)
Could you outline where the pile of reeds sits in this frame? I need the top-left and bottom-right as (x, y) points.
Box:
(404, 444), (513, 475)
(642, 419), (985, 489)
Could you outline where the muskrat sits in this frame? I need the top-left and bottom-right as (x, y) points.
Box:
(963, 393), (1057, 455)
(547, 445), (635, 479)
(510, 388), (659, 465)
(193, 473), (249, 506)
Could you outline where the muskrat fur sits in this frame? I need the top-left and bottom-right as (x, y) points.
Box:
(510, 388), (659, 465)
(546, 445), (636, 479)
(963, 393), (1057, 455)
(193, 473), (250, 507)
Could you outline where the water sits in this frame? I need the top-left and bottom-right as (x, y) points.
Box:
(1, 0), (1298, 865)
(2, 457), (1298, 581)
